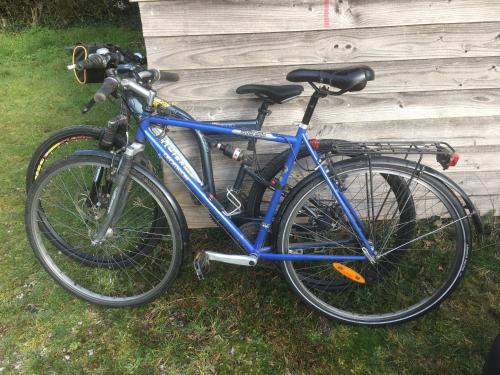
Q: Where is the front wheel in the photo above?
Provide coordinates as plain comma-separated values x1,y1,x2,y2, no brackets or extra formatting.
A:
25,155,184,307
277,157,471,325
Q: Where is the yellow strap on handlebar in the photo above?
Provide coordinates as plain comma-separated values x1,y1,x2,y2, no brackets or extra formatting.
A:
72,45,87,84
153,98,171,108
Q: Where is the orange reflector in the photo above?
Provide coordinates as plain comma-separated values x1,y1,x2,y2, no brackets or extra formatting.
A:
332,263,366,284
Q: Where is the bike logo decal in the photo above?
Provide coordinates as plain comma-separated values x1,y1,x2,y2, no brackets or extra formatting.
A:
150,126,203,185
231,129,276,139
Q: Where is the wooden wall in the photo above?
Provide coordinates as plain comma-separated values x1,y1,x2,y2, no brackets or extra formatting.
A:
133,0,500,228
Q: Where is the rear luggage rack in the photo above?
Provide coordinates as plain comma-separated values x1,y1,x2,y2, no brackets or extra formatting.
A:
327,141,459,170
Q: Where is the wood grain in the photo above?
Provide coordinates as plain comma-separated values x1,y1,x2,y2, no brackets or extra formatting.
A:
138,0,500,37
154,57,500,101
165,168,500,228
158,116,500,159
158,90,500,227
135,0,500,227
145,22,500,70
162,160,500,204
161,148,500,192
164,89,500,129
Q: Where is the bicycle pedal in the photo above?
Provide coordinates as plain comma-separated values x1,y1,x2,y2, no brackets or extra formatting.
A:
193,251,210,280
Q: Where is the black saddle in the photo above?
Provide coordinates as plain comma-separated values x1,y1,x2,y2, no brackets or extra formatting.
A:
287,66,374,93
236,84,303,104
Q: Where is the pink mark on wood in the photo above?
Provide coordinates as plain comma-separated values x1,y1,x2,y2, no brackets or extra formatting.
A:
324,0,331,27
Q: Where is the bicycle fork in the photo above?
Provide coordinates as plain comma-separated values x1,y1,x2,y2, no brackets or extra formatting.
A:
91,142,145,245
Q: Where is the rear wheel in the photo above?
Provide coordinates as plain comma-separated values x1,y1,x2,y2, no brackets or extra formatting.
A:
277,157,471,325
25,155,183,306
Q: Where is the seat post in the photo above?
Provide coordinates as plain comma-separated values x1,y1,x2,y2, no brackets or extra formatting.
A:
256,100,272,130
246,100,272,152
301,90,325,125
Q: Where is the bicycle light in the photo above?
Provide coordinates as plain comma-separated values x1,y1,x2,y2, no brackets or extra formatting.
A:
309,138,320,150
449,152,460,168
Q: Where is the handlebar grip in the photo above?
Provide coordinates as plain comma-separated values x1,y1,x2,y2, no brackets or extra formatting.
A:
137,69,180,84
75,52,123,71
94,77,119,103
159,70,179,82
76,53,108,70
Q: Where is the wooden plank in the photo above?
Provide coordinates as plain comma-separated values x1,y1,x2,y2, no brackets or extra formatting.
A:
448,171,500,198
162,149,500,195
163,116,500,159
155,57,500,101
145,22,500,70
167,168,500,228
466,195,500,215
180,194,500,229
163,163,500,204
161,147,500,193
173,197,500,228
138,0,500,37
164,89,500,128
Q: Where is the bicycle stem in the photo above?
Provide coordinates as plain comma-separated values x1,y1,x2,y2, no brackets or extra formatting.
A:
91,142,145,245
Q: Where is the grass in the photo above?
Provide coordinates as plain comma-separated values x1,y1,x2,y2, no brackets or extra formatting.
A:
0,25,499,374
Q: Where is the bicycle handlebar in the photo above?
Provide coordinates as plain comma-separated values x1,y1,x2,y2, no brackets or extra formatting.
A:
94,77,120,102
157,70,180,82
70,49,179,107
67,52,122,71
137,69,179,83
93,68,178,103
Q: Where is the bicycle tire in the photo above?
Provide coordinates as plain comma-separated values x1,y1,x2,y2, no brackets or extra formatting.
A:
25,154,184,307
26,125,102,192
277,157,471,325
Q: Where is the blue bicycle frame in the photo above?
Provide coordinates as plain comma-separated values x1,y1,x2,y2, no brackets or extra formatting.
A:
135,113,375,263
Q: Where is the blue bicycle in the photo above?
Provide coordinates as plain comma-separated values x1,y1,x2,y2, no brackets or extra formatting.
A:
25,64,473,325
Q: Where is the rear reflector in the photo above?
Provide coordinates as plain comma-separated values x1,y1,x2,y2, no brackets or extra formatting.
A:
449,152,460,168
309,138,320,150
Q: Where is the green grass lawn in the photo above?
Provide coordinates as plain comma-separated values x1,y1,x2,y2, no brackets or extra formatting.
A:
0,26,499,374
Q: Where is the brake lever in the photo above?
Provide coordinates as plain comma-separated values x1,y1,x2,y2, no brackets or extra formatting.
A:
82,98,96,114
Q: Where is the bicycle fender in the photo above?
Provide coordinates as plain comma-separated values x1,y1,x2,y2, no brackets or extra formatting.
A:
424,168,483,235
73,149,191,252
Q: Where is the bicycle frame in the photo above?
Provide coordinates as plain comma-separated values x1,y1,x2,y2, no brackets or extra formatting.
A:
135,113,375,263
127,94,273,202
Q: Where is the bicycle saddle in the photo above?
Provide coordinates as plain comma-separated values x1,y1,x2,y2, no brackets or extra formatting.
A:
286,66,374,93
236,84,304,104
